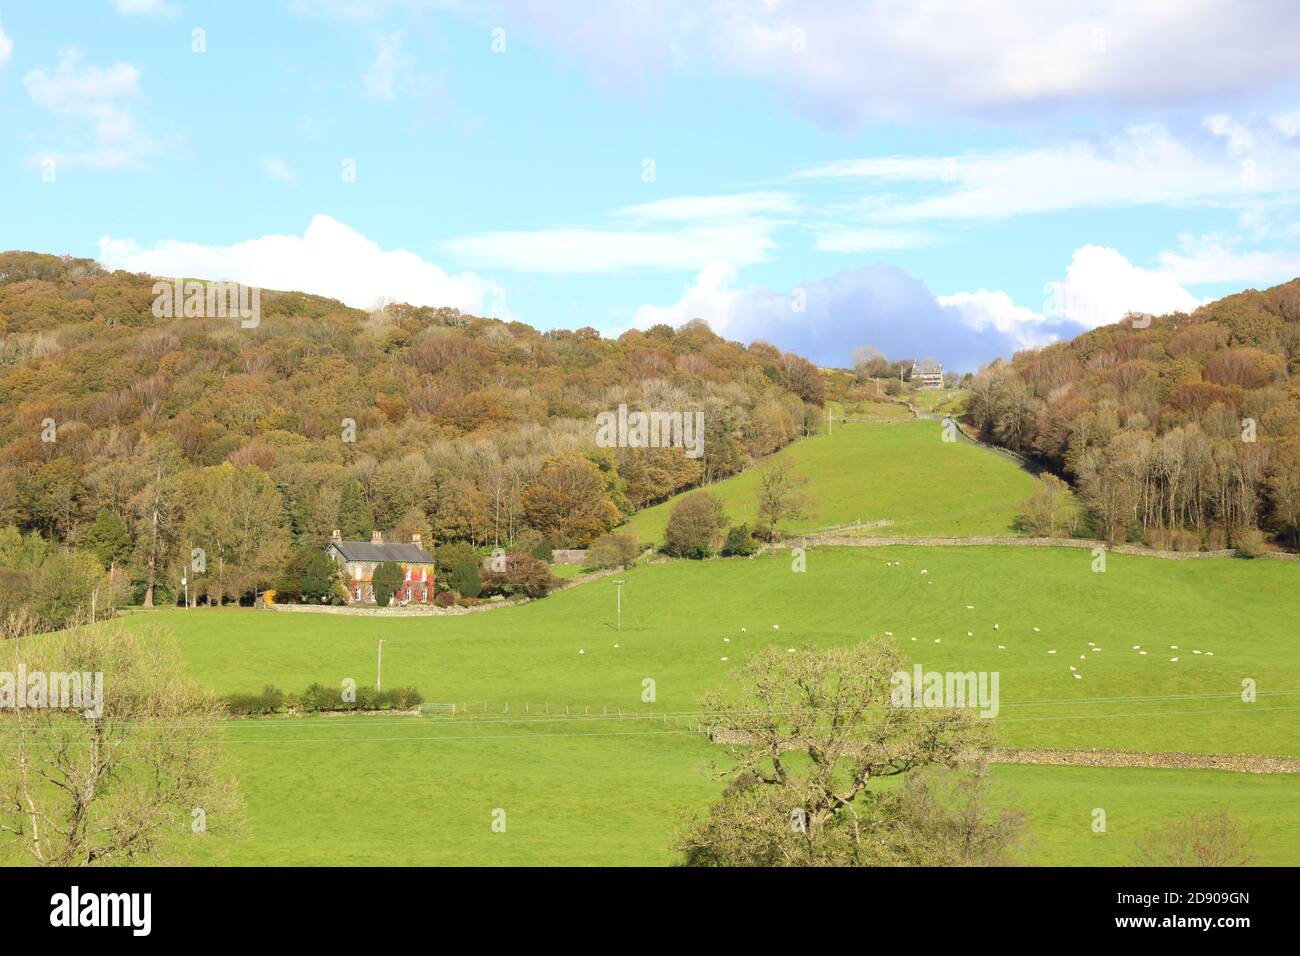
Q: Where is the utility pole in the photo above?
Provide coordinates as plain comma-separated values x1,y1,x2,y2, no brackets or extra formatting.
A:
377,639,384,692
613,580,625,631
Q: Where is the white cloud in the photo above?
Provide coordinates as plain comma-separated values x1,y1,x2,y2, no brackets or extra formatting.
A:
796,122,1299,224
0,18,12,66
99,214,496,314
936,290,1055,351
633,261,1072,371
23,50,151,168
1044,245,1202,327
478,1,1300,126
113,0,176,15
259,155,298,186
1157,233,1300,286
633,244,1203,370
445,191,792,272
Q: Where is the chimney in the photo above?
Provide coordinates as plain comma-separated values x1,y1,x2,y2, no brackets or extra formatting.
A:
331,529,341,542
371,530,383,544
411,533,422,546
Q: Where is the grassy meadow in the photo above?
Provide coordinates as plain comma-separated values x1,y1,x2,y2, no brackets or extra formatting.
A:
619,417,1041,546
122,539,1300,866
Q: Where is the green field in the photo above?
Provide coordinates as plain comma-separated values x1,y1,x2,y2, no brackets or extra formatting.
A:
183,718,1300,866
122,539,1300,866
620,417,1041,546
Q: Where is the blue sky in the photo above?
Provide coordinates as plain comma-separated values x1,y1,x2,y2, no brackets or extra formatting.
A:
4,1,1300,370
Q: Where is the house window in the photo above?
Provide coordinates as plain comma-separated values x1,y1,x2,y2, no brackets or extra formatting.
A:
354,587,361,601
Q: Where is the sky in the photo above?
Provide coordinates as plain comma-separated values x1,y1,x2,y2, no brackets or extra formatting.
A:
4,0,1300,371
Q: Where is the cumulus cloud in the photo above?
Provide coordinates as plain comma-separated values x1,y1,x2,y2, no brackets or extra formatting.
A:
634,245,1204,370
23,50,151,168
1045,244,1203,326
99,214,496,314
633,261,1071,372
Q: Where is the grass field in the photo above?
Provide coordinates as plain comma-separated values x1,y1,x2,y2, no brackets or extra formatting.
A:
183,718,1300,866
119,539,1300,866
620,417,1041,547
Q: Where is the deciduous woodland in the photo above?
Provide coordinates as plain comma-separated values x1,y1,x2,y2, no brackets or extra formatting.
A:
967,279,1300,552
0,251,822,619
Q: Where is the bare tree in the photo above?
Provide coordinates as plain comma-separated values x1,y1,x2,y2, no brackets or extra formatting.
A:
1131,807,1254,867
754,458,815,539
0,623,242,866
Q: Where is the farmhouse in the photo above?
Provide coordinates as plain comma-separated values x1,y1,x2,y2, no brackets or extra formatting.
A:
326,530,435,605
910,359,944,389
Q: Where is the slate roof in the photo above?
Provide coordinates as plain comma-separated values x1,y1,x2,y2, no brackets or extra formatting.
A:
328,541,434,564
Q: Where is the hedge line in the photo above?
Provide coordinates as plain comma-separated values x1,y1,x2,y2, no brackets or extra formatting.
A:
225,683,423,716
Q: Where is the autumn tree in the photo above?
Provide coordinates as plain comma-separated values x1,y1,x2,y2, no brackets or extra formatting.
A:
520,456,619,548
663,491,727,558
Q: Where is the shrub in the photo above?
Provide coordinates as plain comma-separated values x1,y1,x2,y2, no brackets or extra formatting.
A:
482,550,557,598
721,524,757,557
586,531,640,569
1234,527,1266,558
663,491,727,558
434,590,457,608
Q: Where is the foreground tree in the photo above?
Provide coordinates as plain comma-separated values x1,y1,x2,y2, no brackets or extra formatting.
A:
0,623,241,865
1131,807,1254,866
675,641,1024,866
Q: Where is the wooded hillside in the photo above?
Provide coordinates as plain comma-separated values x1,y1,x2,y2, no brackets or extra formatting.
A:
968,280,1300,551
0,251,824,609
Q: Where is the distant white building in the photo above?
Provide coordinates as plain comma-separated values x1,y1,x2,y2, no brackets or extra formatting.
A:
910,359,944,389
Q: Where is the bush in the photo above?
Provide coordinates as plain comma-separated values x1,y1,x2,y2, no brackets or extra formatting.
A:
434,590,457,608
228,683,423,715
1234,527,1266,558
663,491,727,558
586,531,640,569
482,550,557,598
224,684,285,716
721,524,758,557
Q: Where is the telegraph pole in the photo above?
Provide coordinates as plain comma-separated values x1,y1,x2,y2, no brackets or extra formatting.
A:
613,580,625,631
377,639,383,692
